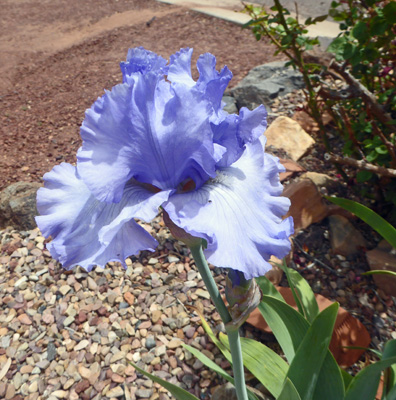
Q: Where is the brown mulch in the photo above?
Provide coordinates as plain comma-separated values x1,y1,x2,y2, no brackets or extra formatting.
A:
0,0,283,191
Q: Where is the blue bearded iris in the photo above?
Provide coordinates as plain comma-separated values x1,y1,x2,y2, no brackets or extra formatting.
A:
36,47,293,280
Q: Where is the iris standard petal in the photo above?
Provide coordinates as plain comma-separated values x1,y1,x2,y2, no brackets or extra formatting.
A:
211,113,243,168
196,53,232,111
78,69,218,201
238,105,267,143
36,163,171,271
168,48,196,87
211,105,267,168
120,46,168,82
163,137,293,279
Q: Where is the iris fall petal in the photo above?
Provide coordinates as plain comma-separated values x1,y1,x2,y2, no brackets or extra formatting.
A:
163,137,294,279
36,163,170,270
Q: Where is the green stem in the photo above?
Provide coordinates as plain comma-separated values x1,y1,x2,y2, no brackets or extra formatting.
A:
227,329,249,400
189,244,249,400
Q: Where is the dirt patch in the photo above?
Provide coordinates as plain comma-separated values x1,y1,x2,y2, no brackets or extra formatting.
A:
0,0,283,191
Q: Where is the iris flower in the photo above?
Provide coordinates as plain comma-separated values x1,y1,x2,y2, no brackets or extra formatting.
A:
36,47,293,279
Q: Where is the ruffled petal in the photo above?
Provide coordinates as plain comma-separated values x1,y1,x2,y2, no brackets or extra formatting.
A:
120,46,168,82
196,53,233,111
77,83,135,203
238,105,267,143
168,48,195,87
163,137,293,279
211,105,268,168
78,70,217,201
36,163,170,271
211,113,243,168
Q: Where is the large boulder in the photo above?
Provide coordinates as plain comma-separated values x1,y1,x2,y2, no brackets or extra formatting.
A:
230,61,305,110
0,182,42,230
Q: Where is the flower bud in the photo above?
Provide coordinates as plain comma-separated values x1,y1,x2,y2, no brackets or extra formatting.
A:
225,269,262,330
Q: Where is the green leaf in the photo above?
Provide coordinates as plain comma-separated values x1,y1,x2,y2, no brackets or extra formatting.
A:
327,36,348,60
383,2,396,25
283,266,320,323
350,46,363,67
370,16,388,36
367,150,379,162
181,344,259,400
325,197,396,248
381,340,396,398
219,333,288,398
385,383,396,400
259,295,309,362
363,47,379,62
259,296,345,399
313,352,346,400
130,362,199,400
363,270,396,278
196,310,232,364
255,275,285,301
356,170,374,182
343,42,356,59
341,368,354,391
352,21,369,43
278,378,302,400
345,356,396,400
312,15,328,23
242,19,256,29
376,145,389,155
286,303,339,400
279,261,305,317
182,344,232,381
281,34,293,45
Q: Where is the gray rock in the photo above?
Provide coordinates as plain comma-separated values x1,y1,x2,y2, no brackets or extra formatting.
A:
181,374,194,389
221,95,238,114
230,61,305,110
141,352,155,364
0,182,41,230
47,342,57,362
135,388,153,398
145,336,156,350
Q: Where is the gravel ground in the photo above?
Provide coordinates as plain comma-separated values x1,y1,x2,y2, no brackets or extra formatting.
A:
0,216,232,400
